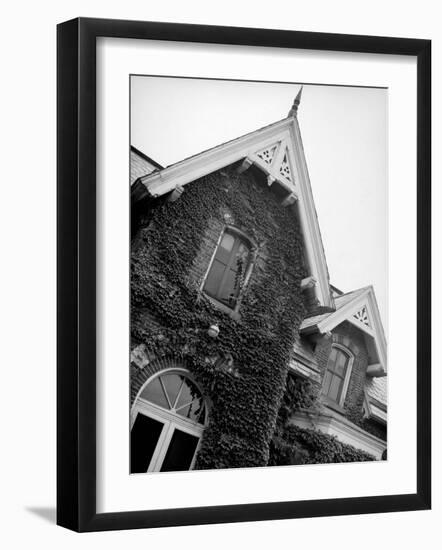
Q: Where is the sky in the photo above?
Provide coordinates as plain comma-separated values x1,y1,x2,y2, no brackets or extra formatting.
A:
131,76,388,330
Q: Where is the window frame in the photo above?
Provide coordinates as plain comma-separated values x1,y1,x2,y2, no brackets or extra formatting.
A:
201,225,256,316
322,344,354,407
130,368,208,473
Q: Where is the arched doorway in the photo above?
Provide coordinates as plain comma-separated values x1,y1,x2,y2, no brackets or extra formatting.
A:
130,369,208,473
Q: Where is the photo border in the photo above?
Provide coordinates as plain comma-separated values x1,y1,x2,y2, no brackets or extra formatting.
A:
57,17,431,532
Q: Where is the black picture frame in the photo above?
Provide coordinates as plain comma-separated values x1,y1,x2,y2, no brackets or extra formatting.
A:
57,17,431,532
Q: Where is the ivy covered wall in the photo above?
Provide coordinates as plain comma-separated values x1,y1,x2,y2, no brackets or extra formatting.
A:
269,376,377,465
131,164,308,469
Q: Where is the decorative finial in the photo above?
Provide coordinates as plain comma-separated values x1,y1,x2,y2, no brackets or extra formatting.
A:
288,86,303,117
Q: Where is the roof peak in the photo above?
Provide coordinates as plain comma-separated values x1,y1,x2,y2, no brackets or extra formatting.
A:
335,285,372,299
288,86,303,117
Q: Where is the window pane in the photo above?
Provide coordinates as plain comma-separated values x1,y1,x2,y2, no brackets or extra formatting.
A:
328,346,338,365
175,378,201,409
160,429,200,472
161,374,184,408
174,378,204,423
218,268,239,305
140,377,169,409
334,351,348,377
327,374,342,402
203,230,251,307
203,259,226,298
176,398,204,422
130,414,164,473
219,232,235,252
215,232,235,265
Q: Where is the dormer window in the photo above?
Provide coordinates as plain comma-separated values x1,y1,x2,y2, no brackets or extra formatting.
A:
322,345,353,406
202,228,253,310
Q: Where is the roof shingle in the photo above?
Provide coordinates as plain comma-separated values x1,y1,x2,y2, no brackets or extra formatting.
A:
365,375,387,408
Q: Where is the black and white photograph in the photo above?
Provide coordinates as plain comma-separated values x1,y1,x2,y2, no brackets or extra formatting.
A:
129,76,388,474
0,0,435,543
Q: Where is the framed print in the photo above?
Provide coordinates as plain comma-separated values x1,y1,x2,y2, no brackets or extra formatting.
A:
57,18,431,532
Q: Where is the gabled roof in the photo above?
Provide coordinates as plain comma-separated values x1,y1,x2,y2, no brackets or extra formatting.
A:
364,376,387,423
365,375,387,407
300,287,367,331
130,145,163,170
300,285,387,376
130,146,163,187
136,113,334,308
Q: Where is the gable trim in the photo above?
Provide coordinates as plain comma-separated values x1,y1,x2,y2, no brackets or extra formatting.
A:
301,286,387,375
137,116,333,308
301,286,387,376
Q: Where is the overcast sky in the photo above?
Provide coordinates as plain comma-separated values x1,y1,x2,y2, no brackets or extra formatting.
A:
131,76,388,330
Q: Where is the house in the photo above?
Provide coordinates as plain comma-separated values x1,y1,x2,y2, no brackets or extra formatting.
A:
129,88,387,474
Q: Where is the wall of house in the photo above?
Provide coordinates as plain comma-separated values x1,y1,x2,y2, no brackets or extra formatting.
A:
130,163,308,469
293,320,387,442
268,318,387,465
268,372,379,464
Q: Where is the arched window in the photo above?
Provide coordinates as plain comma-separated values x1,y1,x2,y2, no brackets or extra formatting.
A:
202,228,252,309
322,345,353,406
130,370,208,474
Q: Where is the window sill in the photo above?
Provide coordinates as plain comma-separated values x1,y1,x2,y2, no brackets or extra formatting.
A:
323,398,346,416
202,293,241,321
